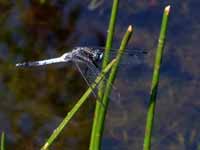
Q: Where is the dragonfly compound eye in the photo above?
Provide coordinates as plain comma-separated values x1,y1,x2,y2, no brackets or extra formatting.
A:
99,53,103,60
92,49,103,62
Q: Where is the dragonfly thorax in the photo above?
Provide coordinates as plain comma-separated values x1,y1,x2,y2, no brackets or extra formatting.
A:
75,47,103,63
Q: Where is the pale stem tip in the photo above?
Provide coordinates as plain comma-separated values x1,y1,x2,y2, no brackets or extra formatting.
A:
165,5,171,14
128,25,133,32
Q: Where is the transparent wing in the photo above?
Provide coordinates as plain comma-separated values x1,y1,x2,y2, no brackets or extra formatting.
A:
83,46,147,55
75,46,147,65
82,60,122,102
73,60,97,98
73,60,107,106
75,46,147,55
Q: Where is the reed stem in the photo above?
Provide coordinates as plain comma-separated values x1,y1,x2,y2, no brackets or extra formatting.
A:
90,0,119,149
143,5,171,150
1,132,5,150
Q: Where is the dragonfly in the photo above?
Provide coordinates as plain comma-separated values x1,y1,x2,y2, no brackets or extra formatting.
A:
16,46,147,99
16,47,103,68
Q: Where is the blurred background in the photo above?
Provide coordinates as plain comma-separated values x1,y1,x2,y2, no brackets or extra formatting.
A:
0,0,199,150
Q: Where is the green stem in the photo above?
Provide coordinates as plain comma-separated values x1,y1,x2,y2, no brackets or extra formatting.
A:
90,0,119,149
102,0,119,69
89,25,133,150
41,59,116,150
98,0,119,100
1,132,5,150
143,5,171,150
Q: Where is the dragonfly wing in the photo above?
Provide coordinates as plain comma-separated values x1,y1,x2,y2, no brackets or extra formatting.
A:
83,60,122,102
109,51,146,66
86,46,147,55
73,60,97,98
82,46,147,66
73,60,107,106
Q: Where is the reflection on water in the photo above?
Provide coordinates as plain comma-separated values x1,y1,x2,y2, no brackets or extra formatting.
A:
0,1,199,150
88,0,104,10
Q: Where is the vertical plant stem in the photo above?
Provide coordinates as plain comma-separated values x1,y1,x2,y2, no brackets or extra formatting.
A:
102,25,133,108
99,0,119,99
143,5,171,150
90,0,119,149
41,59,116,150
102,0,119,69
1,132,5,150
90,25,133,150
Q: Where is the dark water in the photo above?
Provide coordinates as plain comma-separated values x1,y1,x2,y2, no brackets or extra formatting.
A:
0,1,199,150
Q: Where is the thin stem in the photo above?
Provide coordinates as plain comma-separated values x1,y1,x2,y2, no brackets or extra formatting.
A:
143,5,171,150
97,0,119,100
90,0,119,149
1,132,5,150
102,0,119,69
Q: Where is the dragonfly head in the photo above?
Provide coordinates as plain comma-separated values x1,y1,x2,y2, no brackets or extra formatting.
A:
92,49,103,62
